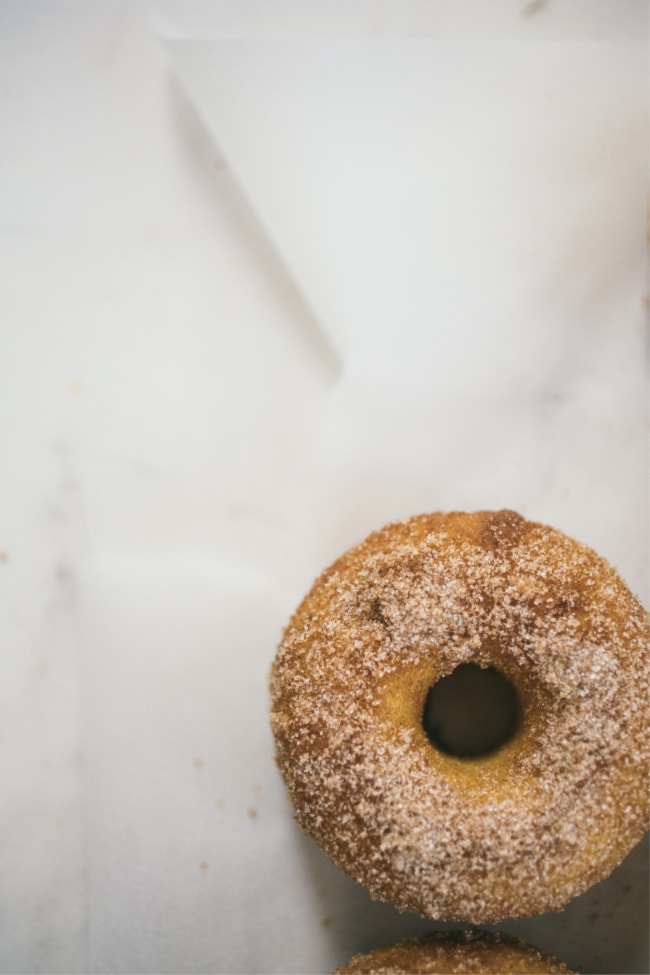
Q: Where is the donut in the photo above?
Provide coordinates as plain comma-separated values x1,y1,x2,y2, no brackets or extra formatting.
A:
269,510,649,921
334,931,575,974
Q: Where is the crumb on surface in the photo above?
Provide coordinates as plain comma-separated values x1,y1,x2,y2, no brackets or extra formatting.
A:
521,0,548,17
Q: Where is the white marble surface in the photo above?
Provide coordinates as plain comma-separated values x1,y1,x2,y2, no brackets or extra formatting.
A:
0,2,647,972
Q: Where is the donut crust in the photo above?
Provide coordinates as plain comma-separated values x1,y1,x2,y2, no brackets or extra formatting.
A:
270,511,649,921
334,930,575,974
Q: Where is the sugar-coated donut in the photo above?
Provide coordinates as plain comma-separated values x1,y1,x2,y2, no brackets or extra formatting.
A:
270,511,649,921
334,931,575,974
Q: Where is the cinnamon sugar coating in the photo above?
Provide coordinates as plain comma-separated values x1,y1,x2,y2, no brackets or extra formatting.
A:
270,511,649,922
334,930,575,974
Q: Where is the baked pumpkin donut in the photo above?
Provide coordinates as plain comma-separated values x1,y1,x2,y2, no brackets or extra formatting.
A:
270,510,649,921
334,931,575,974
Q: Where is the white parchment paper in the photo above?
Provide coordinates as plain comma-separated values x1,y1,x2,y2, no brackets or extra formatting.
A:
147,5,649,972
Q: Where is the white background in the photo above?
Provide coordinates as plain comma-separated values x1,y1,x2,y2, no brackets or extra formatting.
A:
0,2,647,972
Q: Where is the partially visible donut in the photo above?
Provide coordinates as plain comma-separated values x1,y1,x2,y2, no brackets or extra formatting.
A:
270,510,649,921
334,931,575,974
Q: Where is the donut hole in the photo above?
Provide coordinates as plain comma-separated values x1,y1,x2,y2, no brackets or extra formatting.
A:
423,664,520,758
